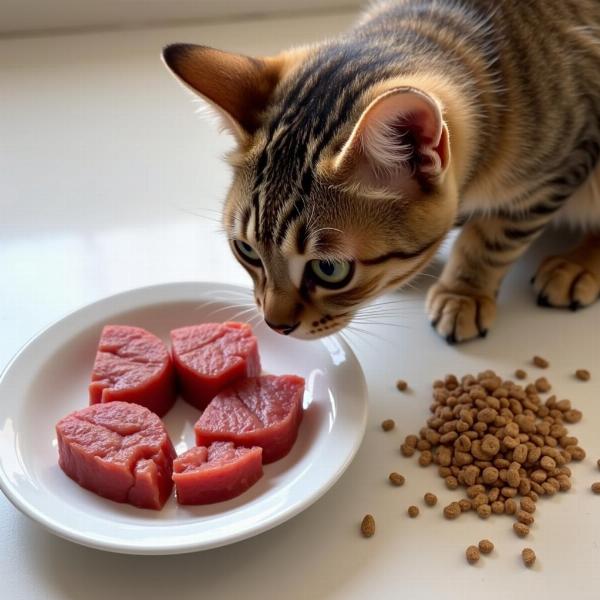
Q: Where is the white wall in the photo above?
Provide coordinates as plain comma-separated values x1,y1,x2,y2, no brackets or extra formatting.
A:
0,0,362,35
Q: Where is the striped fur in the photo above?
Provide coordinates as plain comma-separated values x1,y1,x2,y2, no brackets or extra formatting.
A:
163,0,600,342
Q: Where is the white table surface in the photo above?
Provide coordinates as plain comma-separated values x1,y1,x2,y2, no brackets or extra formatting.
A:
1,10,599,600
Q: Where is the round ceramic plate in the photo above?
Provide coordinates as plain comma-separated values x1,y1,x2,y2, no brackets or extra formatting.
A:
0,282,367,555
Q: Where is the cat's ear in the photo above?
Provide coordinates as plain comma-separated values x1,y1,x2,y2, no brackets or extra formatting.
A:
162,43,285,142
333,87,450,190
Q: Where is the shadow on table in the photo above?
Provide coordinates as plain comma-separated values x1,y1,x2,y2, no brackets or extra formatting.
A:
26,478,375,600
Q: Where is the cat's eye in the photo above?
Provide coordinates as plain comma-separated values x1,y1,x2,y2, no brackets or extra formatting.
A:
309,259,354,288
233,240,262,267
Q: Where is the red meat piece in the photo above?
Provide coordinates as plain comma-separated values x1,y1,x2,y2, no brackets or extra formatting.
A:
194,375,305,464
173,442,263,505
89,325,176,417
170,322,261,410
56,402,176,510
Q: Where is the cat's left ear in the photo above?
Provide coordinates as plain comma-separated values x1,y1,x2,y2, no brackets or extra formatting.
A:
162,43,287,143
333,87,450,188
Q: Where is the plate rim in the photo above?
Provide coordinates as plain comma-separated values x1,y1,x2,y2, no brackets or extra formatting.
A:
0,281,368,555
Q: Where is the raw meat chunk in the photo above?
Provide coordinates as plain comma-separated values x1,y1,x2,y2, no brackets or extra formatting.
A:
56,401,176,510
195,375,304,463
170,322,260,410
173,442,263,505
89,325,176,417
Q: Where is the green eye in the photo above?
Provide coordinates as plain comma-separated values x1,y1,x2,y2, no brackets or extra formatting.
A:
309,259,354,288
234,240,261,266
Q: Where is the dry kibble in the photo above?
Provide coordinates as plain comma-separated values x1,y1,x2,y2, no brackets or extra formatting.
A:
466,545,480,565
408,505,420,518
389,472,405,487
513,522,530,538
533,356,549,368
575,369,590,381
400,444,415,457
568,446,586,461
482,467,499,484
478,539,494,555
400,369,584,538
540,456,556,471
419,450,433,467
534,377,551,393
516,510,535,526
416,439,431,452
597,458,600,470
445,475,459,490
564,410,583,424
515,369,527,380
520,497,536,514
592,482,600,494
424,492,438,506
404,435,418,448
381,419,395,432
505,498,518,515
360,514,375,538
444,502,462,520
522,548,536,568
459,498,472,512
396,379,408,391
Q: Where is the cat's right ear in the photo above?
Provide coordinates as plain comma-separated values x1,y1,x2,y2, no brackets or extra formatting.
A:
162,44,287,143
331,86,451,192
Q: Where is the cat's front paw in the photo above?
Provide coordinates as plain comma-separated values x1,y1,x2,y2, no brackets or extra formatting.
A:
426,283,496,344
532,256,600,310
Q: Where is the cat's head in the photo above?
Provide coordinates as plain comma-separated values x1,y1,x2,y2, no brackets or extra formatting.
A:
163,43,459,339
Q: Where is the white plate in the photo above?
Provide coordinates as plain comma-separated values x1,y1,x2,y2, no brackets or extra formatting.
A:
0,282,367,555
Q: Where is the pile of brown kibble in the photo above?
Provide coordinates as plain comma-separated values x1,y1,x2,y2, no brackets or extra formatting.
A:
400,366,585,538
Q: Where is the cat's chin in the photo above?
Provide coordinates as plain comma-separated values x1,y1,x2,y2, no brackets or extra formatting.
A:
286,325,347,341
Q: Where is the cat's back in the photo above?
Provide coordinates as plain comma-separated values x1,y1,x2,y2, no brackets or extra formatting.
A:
354,0,600,203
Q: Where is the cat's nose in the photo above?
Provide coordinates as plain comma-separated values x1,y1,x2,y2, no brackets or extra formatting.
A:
264,319,300,336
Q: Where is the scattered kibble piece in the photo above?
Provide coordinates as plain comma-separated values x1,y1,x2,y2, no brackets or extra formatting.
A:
513,522,530,537
443,502,462,520
466,545,480,565
515,369,527,380
592,482,600,494
381,419,395,432
408,505,420,518
533,355,549,368
597,458,600,471
478,539,494,555
459,498,472,512
388,472,405,486
396,379,408,391
575,369,590,381
522,548,536,568
424,492,437,506
361,514,375,538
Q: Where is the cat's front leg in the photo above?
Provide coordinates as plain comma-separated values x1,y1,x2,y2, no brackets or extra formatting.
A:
426,214,548,343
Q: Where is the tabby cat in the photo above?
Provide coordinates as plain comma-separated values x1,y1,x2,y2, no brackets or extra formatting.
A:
163,0,600,343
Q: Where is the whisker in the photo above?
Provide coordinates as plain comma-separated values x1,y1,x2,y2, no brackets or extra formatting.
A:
228,306,260,323
204,302,255,319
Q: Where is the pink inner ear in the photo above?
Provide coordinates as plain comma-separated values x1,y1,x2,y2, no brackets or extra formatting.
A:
366,89,448,179
373,90,443,148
